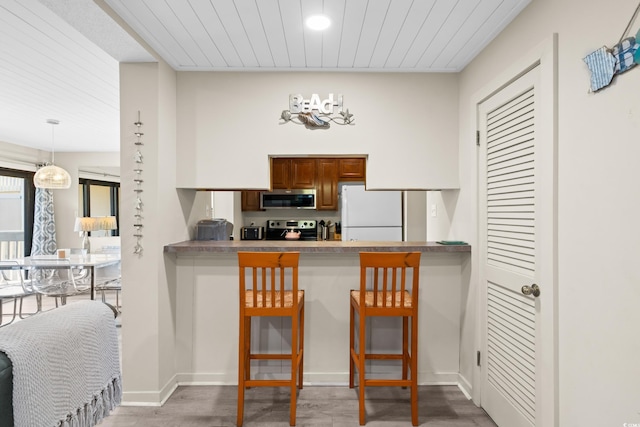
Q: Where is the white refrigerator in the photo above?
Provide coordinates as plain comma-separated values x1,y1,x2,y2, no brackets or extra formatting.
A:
340,184,403,241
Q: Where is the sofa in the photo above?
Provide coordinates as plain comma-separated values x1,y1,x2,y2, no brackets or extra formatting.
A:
0,351,13,427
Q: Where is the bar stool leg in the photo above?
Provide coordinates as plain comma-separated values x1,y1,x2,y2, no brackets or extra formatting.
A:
358,307,366,426
298,304,305,389
245,319,251,385
402,316,409,384
349,301,355,388
411,313,419,426
290,309,299,426
237,315,246,427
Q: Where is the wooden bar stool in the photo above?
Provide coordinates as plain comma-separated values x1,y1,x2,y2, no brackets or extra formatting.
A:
349,251,421,426
237,251,304,427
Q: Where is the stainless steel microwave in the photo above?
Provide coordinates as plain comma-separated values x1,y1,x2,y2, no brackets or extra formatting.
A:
260,189,316,209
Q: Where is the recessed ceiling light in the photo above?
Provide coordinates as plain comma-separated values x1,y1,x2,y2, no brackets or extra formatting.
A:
306,15,331,31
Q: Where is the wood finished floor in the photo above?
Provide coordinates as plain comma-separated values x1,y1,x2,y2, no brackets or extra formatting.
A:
100,385,497,427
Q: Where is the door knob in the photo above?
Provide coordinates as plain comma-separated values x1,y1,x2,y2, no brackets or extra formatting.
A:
521,284,540,297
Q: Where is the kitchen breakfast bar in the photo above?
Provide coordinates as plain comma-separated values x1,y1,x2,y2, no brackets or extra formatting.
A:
164,241,471,386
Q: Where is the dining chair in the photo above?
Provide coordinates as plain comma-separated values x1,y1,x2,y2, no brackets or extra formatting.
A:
350,252,421,426
68,248,91,283
94,263,122,313
28,257,90,307
69,255,121,305
237,252,304,427
0,261,38,326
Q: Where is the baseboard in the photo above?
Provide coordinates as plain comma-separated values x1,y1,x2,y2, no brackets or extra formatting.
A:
121,374,178,406
175,371,461,386
457,373,473,400
123,371,468,403
418,371,460,385
176,372,236,385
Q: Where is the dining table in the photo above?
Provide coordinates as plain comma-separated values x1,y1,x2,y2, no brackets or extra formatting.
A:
10,253,121,300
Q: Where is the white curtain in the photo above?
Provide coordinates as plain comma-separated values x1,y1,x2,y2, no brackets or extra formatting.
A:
30,188,57,255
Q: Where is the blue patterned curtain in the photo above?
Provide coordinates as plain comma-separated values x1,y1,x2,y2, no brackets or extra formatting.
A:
30,188,57,255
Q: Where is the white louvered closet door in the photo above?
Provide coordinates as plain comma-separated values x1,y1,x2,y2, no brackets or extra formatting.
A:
479,66,546,427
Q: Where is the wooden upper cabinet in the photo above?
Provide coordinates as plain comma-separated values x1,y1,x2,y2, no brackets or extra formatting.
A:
241,190,262,211
338,158,366,181
271,158,291,189
271,158,316,189
290,159,316,188
316,159,338,210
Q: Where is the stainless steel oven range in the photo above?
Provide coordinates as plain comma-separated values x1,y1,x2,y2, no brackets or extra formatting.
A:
265,219,318,241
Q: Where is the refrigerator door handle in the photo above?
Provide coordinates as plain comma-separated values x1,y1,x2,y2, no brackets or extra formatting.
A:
342,187,347,223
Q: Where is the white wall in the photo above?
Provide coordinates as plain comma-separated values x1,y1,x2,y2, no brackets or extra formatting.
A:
55,152,120,249
176,72,460,191
457,0,640,425
425,191,455,242
0,139,46,172
119,61,195,404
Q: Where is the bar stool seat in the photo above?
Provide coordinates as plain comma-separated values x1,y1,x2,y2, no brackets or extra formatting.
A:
349,251,421,426
244,290,304,308
350,290,414,308
237,251,304,427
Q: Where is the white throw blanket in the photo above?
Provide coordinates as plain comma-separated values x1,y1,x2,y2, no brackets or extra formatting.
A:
0,300,121,427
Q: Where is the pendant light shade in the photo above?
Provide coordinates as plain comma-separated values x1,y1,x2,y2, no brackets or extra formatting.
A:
34,119,71,189
34,164,71,189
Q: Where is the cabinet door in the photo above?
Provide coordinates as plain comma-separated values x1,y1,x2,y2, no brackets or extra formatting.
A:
241,191,262,211
316,159,338,210
290,159,316,189
271,158,291,189
338,158,366,181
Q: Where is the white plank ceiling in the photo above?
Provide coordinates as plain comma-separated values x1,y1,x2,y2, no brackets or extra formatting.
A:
0,0,151,153
0,0,530,153
106,0,531,72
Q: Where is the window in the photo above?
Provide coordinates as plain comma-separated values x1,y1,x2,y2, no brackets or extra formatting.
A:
0,167,35,258
78,179,120,237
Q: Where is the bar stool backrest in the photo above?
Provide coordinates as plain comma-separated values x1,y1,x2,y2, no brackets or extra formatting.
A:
358,252,420,314
238,252,300,315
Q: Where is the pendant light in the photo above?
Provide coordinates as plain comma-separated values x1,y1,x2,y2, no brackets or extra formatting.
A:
33,119,71,189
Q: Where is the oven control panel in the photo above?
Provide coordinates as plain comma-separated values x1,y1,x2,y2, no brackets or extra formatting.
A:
265,219,318,240
267,220,316,230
